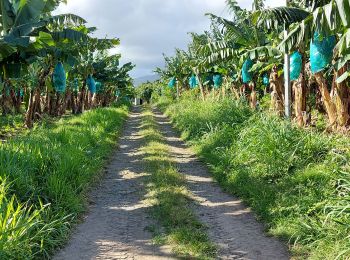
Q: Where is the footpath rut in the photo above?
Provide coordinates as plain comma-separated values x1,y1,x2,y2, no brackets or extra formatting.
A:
55,106,289,260
153,110,289,260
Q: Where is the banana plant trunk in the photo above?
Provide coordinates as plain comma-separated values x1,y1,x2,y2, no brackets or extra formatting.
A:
77,85,86,114
33,88,42,120
230,83,240,99
15,90,22,114
293,54,307,127
270,66,284,116
314,72,337,128
25,89,35,128
196,73,205,101
1,82,12,116
334,66,349,129
249,83,257,109
71,91,78,114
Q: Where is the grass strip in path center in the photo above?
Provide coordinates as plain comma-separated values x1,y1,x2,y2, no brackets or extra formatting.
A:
139,106,217,259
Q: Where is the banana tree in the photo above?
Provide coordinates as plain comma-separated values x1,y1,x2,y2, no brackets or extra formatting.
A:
72,36,120,113
0,0,88,127
277,0,350,130
204,0,273,104
93,52,134,107
252,2,311,125
155,49,192,98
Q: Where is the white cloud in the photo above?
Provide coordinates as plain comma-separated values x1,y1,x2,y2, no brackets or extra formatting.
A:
54,0,283,78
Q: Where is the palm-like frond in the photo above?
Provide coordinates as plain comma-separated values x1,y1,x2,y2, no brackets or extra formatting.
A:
243,45,282,61
252,7,310,30
279,0,350,54
207,13,258,47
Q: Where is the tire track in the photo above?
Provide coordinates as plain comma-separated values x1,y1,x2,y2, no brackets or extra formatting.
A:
153,109,290,260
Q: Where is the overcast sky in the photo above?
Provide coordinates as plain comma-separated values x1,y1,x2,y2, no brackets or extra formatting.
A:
54,0,281,78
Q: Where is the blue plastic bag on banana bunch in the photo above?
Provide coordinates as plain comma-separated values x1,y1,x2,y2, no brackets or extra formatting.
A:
290,51,303,81
213,74,223,89
168,77,176,88
310,32,336,74
53,62,66,93
189,75,198,89
87,75,96,94
242,59,253,83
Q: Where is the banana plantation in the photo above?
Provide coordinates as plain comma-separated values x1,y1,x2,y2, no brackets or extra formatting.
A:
155,0,350,132
0,0,133,130
2,0,350,259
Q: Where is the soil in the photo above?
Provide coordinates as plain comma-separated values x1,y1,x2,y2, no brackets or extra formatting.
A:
54,107,289,260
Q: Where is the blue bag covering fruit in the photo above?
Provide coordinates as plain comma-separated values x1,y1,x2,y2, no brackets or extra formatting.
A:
213,74,223,89
189,75,198,89
168,77,176,88
310,33,336,74
87,75,96,94
290,51,303,81
263,73,269,86
53,62,66,93
242,59,253,83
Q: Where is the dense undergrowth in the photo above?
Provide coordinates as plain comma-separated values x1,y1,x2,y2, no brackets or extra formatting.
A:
158,95,350,259
140,107,216,259
0,104,129,259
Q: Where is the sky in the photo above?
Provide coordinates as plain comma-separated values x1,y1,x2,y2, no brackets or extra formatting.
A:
54,0,281,78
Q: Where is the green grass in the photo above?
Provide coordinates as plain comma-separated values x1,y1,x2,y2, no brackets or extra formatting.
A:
0,105,129,259
160,96,350,259
0,113,25,140
140,107,217,259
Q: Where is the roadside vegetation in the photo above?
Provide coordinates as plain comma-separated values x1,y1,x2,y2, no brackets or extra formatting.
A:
0,1,134,257
140,0,350,258
140,107,217,259
0,104,129,259
154,93,350,259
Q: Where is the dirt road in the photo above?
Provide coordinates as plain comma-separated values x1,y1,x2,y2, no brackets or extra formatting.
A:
55,107,289,260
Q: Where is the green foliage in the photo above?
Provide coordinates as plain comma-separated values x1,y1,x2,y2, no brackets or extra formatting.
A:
162,97,350,259
0,105,128,258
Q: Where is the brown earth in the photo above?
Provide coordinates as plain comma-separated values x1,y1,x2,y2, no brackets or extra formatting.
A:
54,107,289,260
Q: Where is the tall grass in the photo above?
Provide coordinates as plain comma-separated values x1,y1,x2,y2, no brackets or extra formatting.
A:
0,106,128,259
161,96,350,259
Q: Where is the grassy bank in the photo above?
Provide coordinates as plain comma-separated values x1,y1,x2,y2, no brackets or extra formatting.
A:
140,107,216,259
0,105,129,259
159,96,350,259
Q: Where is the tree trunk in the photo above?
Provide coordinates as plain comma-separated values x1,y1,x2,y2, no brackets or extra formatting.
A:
32,88,42,120
25,89,35,128
270,66,284,116
44,87,51,114
196,74,205,101
2,83,12,116
314,72,337,128
249,83,257,109
293,54,307,127
85,90,89,110
61,89,71,115
54,92,65,117
10,88,21,114
77,86,86,114
334,66,349,129
230,83,240,99
71,91,77,114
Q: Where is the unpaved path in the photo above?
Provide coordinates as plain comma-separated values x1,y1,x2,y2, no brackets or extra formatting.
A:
55,107,290,260
55,107,175,260
153,109,289,260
